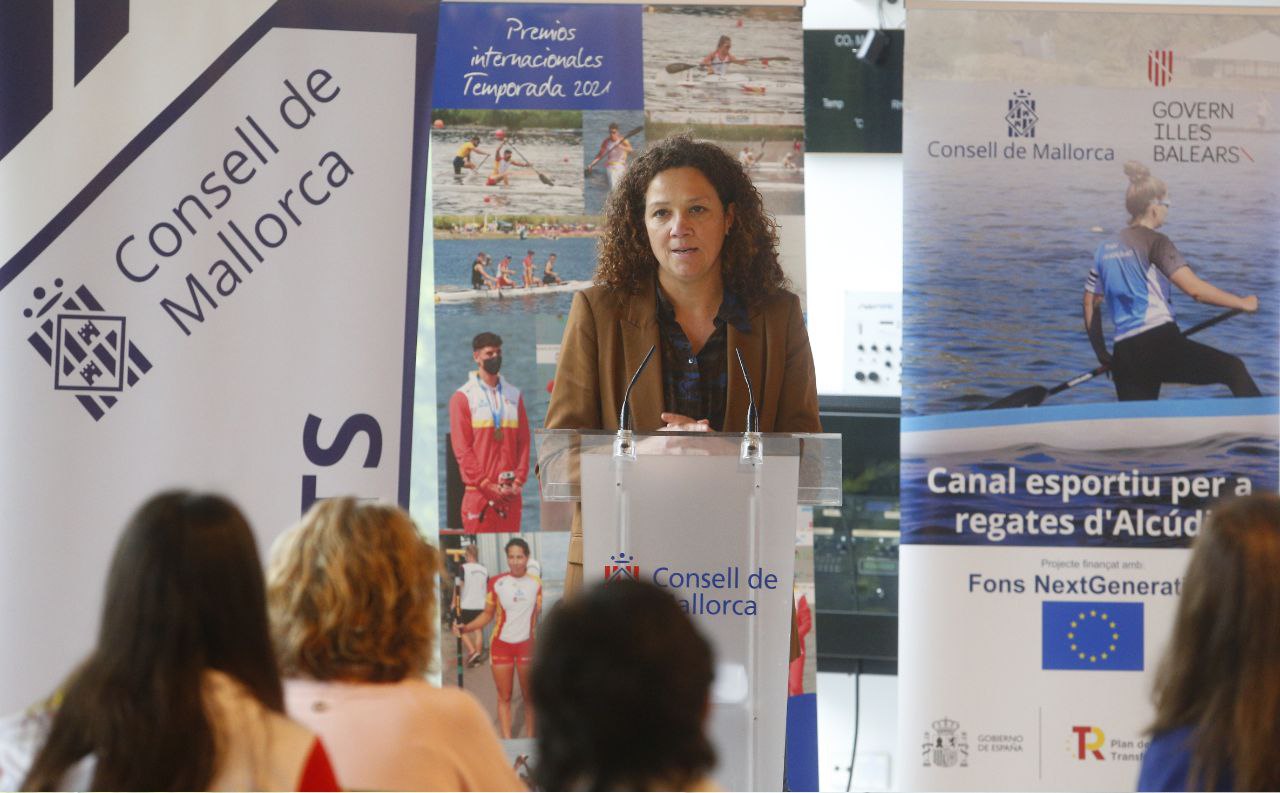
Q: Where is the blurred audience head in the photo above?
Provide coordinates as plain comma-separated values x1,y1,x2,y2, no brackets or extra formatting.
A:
23,491,279,791
1150,491,1280,790
531,579,715,790
268,497,440,683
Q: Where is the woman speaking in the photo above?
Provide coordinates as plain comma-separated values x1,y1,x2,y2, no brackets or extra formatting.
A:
545,133,821,593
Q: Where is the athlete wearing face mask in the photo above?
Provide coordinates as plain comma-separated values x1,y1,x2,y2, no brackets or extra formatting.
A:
448,332,531,532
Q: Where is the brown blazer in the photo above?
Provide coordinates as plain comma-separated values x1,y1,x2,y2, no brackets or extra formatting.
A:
545,280,822,577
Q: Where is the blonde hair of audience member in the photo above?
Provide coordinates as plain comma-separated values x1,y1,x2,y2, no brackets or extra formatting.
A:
1148,492,1280,790
23,491,333,791
270,497,439,681
268,497,524,792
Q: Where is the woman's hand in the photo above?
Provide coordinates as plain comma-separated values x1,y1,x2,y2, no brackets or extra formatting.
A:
659,412,711,432
1240,295,1259,313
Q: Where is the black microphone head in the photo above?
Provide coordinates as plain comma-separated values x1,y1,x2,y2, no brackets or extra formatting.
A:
735,347,759,433
619,344,657,431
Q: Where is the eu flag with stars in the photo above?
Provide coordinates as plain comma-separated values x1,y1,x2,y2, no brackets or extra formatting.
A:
1042,601,1143,671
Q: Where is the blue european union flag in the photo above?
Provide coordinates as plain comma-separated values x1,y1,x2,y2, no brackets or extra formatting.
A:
1042,601,1143,671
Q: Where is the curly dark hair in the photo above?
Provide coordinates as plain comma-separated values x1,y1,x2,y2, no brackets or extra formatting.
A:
596,133,788,308
531,579,716,790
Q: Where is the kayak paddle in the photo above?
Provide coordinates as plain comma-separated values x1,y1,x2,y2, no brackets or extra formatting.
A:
982,308,1245,409
664,56,791,74
585,125,644,176
503,140,555,187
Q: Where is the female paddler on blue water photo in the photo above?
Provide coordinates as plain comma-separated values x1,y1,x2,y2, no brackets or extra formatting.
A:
1083,161,1261,401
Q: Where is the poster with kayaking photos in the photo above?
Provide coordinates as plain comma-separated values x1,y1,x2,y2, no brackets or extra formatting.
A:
441,529,569,761
425,2,813,770
426,2,810,535
898,6,1280,791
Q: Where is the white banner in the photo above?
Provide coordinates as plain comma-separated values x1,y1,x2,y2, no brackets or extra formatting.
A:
900,3,1280,789
0,3,439,715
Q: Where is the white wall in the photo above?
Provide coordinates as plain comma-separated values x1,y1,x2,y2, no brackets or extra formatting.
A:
801,0,904,395
800,0,905,786
817,672,900,792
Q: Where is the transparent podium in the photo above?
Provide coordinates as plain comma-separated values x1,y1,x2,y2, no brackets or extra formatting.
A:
538,428,841,791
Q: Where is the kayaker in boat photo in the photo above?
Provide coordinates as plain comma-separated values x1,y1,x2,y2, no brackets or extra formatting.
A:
701,35,747,76
486,149,530,188
542,253,563,285
496,255,517,288
453,135,488,175
471,252,497,290
586,122,634,192
1083,160,1260,401
522,250,537,288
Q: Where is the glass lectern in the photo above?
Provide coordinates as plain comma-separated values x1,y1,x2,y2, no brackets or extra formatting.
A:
538,428,841,791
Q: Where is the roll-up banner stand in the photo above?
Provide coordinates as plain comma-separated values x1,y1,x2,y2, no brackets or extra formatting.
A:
0,0,440,714
900,2,1280,789
425,2,813,781
1,0,812,784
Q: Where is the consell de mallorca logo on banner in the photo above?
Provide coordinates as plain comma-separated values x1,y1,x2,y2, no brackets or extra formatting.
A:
605,552,782,616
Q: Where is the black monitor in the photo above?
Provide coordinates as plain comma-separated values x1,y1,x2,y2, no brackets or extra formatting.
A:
814,395,900,674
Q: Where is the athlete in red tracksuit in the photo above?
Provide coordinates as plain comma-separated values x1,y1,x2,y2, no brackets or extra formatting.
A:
448,332,531,533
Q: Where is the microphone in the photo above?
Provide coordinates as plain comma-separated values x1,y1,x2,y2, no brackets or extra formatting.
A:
615,344,656,460
735,348,759,433
618,344,656,432
735,348,763,464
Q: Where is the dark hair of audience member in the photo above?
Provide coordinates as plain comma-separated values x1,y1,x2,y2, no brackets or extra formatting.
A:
23,491,282,791
531,579,715,790
1148,492,1280,790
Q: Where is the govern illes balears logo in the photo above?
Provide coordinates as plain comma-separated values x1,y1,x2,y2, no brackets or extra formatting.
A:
926,90,1116,162
1148,49,1174,88
22,278,153,421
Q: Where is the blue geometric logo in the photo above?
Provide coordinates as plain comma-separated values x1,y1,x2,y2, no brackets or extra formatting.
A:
54,313,127,392
23,277,152,421
1006,89,1038,138
1042,601,1143,671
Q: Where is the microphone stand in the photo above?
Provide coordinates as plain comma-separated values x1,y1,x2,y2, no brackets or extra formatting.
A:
614,344,656,461
736,348,763,465
735,347,765,790
612,345,656,559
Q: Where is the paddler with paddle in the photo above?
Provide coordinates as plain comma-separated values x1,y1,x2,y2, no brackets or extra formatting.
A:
585,122,635,191
487,149,531,187
453,134,488,175
1083,161,1260,401
702,35,748,75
